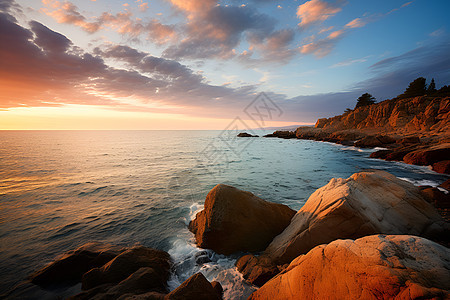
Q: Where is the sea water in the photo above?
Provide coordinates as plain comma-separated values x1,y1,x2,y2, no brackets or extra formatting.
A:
0,130,448,299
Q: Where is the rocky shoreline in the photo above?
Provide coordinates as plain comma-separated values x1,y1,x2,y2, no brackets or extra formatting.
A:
26,170,450,299
258,96,450,176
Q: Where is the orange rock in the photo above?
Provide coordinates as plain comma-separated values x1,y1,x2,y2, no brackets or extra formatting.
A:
189,184,295,255
264,170,448,265
165,273,221,300
432,160,450,174
403,144,450,166
249,235,450,300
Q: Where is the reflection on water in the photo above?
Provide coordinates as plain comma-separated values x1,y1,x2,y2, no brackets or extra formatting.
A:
0,130,448,299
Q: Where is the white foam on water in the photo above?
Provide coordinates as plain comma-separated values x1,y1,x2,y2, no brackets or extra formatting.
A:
167,202,257,299
373,147,388,150
398,177,441,187
189,202,204,221
339,145,369,152
437,187,448,194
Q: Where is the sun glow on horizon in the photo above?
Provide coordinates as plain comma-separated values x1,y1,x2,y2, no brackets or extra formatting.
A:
0,105,312,130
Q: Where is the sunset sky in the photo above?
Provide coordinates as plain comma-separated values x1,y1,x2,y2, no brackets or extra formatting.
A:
0,0,449,129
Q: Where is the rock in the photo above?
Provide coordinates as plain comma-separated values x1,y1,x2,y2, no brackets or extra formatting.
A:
120,292,165,300
210,281,223,297
440,179,450,191
264,170,448,265
376,135,396,144
165,273,220,300
369,149,392,159
420,187,450,209
189,184,295,255
108,267,169,297
82,246,171,291
397,136,420,144
237,132,258,137
432,160,450,174
235,255,279,287
354,135,394,148
194,251,211,265
249,235,450,300
30,242,125,287
263,131,296,139
403,144,450,166
354,135,383,148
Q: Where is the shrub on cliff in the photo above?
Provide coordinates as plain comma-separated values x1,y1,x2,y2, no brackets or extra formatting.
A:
355,93,376,109
398,77,427,98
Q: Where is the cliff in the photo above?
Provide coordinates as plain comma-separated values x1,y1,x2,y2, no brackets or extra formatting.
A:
315,96,450,139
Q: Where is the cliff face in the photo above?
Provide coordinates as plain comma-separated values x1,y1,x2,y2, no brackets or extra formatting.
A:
315,96,450,137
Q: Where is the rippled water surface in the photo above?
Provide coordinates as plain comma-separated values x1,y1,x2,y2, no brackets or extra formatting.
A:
0,130,448,299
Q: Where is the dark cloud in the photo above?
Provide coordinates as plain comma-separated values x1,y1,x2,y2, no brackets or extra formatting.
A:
0,0,20,13
29,21,72,53
162,5,293,61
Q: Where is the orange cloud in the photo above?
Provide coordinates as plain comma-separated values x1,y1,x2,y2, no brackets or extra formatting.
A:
42,0,100,33
345,18,366,28
299,29,345,58
297,0,342,27
327,29,344,39
169,0,216,14
42,0,176,44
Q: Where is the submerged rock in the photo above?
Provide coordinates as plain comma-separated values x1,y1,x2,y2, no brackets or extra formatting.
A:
264,170,448,265
249,235,450,300
237,132,259,137
30,242,125,287
189,184,295,255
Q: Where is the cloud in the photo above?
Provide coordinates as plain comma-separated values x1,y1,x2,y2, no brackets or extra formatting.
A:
330,57,367,68
162,5,279,60
318,26,334,34
0,8,261,118
168,0,216,15
138,2,148,12
345,17,366,28
42,0,176,44
299,29,345,57
296,0,343,27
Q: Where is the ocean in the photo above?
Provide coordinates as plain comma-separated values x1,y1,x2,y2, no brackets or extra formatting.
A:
0,130,448,299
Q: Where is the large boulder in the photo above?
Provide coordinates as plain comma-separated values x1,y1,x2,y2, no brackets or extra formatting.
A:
30,242,125,287
189,184,295,255
82,246,171,291
264,170,448,265
249,235,450,300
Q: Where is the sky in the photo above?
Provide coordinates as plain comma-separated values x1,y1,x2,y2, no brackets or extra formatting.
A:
0,0,449,130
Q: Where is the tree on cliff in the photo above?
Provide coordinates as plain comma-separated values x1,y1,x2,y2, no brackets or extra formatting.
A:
398,77,427,98
427,78,436,94
355,93,376,109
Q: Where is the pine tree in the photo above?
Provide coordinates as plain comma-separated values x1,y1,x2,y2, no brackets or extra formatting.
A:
355,93,376,109
398,77,427,98
427,78,436,94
